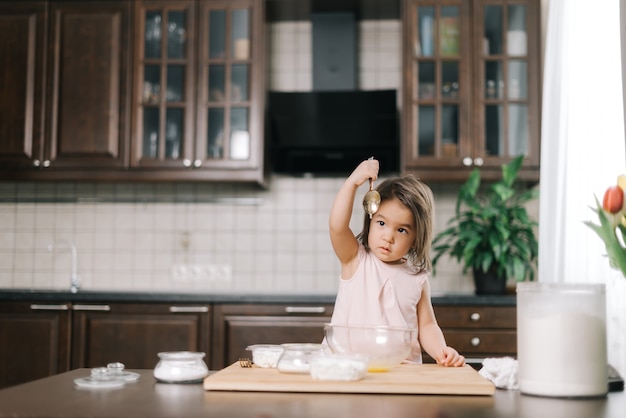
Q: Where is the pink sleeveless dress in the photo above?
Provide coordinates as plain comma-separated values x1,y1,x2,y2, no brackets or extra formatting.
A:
329,244,428,363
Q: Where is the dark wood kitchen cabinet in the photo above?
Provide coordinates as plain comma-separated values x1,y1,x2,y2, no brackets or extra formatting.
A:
0,1,48,171
0,1,133,179
211,303,333,370
429,304,517,367
71,302,211,369
1,0,266,184
0,302,71,389
131,0,266,183
401,0,541,182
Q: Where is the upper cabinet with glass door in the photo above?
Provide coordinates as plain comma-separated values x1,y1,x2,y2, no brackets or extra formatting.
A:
402,0,540,182
132,0,265,184
197,1,262,170
134,1,195,170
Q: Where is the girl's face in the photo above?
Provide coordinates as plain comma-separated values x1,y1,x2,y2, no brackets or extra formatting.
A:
367,198,416,264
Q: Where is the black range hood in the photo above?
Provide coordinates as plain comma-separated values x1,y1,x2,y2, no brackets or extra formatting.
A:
267,89,399,175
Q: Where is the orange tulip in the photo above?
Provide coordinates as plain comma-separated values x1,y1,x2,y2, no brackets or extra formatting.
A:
603,185,624,214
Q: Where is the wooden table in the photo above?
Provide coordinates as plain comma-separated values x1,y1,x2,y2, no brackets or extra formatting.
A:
0,369,623,418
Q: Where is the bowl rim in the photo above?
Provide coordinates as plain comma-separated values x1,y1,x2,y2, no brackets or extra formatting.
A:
324,323,417,333
246,344,284,352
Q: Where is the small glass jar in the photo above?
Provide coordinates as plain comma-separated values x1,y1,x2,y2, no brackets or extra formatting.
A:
246,344,284,368
276,343,323,374
153,351,209,383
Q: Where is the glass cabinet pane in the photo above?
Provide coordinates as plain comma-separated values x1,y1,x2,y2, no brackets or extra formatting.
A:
207,108,225,158
143,108,160,158
417,7,434,57
485,61,503,99
231,9,250,60
208,65,225,102
167,11,186,59
441,62,459,98
143,65,160,104
441,105,459,157
209,10,225,59
230,107,248,132
145,11,162,59
483,6,502,55
508,104,528,156
508,60,527,99
418,106,435,156
165,109,183,159
507,4,527,56
166,65,184,102
230,108,249,160
485,105,503,156
231,64,248,102
440,7,459,56
417,62,435,99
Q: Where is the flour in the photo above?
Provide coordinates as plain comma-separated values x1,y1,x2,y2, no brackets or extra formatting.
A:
518,312,607,397
309,355,368,381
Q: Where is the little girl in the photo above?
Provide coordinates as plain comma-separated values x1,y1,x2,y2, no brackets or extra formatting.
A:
328,158,465,367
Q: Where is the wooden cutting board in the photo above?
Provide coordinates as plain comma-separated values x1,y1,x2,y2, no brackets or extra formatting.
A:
203,362,495,396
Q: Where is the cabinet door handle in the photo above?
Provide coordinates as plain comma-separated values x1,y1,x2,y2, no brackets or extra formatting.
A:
72,304,111,311
169,306,209,313
30,304,70,311
470,312,481,322
284,306,326,314
470,337,481,347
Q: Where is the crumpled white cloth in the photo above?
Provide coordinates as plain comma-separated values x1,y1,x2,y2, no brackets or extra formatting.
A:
478,357,519,390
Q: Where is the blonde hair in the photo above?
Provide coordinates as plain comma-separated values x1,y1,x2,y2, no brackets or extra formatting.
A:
357,175,433,274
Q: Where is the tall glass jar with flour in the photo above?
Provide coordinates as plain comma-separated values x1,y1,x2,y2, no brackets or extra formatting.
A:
517,282,608,397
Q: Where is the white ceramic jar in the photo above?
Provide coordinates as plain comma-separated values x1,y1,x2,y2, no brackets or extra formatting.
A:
153,352,209,383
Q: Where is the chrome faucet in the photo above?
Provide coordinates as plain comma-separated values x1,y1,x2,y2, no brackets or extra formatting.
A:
48,239,80,293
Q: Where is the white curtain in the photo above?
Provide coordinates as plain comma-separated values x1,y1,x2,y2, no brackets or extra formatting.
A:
539,0,626,375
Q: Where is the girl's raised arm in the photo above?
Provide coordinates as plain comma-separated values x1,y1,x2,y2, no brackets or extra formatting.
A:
329,159,378,267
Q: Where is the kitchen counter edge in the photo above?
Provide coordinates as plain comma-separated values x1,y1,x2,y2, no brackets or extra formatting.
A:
0,289,515,306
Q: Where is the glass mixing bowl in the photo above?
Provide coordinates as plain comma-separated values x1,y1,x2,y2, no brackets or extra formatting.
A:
324,324,416,372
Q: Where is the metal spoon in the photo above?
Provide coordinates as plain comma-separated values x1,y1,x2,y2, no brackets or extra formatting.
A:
363,177,381,219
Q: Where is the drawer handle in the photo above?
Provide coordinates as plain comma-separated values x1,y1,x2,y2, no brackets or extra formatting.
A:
470,312,481,322
30,304,70,311
284,306,326,314
72,304,111,311
169,306,209,313
470,337,481,347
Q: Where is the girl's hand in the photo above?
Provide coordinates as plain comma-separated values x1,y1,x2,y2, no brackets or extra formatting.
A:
436,347,466,367
347,159,379,188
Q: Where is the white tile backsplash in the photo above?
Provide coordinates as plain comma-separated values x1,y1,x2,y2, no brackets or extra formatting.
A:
0,177,487,295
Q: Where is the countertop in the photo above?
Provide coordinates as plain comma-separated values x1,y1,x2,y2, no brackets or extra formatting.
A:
0,289,516,306
0,369,622,418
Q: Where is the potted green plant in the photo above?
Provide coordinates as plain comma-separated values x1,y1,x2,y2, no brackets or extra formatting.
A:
431,155,539,294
